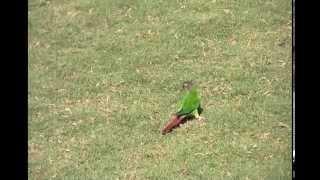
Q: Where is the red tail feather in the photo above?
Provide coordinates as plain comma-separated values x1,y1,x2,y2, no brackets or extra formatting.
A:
162,115,183,135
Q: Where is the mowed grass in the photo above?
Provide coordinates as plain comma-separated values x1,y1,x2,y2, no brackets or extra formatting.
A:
29,0,292,179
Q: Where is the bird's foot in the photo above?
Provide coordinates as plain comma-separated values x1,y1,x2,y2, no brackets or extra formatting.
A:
197,116,206,122
196,116,206,127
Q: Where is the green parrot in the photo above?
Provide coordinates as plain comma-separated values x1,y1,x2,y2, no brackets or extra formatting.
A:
176,86,203,119
162,83,203,135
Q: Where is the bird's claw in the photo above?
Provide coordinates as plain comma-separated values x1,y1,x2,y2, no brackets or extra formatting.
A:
197,116,205,121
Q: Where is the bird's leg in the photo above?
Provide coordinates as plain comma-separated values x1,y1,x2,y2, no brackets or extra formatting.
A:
194,110,200,119
194,109,205,122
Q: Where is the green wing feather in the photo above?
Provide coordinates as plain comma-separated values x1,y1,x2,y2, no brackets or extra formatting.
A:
176,87,201,116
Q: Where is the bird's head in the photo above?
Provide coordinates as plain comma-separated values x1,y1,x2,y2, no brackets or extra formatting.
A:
182,80,194,90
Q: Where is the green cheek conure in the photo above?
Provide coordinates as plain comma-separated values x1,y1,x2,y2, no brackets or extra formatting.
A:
162,83,203,135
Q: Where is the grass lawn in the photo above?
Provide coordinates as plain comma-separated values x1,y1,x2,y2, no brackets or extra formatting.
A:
29,0,292,179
